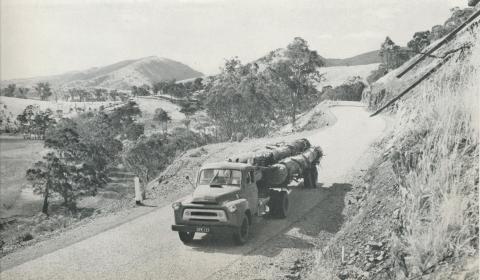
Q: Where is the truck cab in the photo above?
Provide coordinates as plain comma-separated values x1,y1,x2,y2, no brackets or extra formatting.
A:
171,162,288,245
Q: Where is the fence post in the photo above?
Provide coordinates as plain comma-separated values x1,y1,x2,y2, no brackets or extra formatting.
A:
134,176,142,205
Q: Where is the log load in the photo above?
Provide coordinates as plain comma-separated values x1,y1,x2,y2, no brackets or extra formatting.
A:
226,138,312,166
226,138,322,188
260,147,323,188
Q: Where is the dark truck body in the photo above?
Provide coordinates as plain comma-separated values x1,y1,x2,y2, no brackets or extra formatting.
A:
171,140,322,245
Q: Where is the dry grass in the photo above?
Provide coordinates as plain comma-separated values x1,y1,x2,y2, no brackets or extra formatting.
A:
389,32,479,278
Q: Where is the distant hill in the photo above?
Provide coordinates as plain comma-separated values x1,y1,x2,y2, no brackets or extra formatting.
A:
324,50,381,67
2,56,203,90
258,48,381,68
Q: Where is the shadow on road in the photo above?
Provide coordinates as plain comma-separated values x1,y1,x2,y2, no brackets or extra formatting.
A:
186,182,351,257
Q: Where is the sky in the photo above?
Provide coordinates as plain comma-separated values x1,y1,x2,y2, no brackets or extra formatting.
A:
1,0,468,80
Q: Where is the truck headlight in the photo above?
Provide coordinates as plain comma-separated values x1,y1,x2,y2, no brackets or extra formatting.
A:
226,204,237,213
217,211,226,219
172,202,182,210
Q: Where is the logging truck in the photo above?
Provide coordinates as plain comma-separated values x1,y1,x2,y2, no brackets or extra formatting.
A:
171,139,322,245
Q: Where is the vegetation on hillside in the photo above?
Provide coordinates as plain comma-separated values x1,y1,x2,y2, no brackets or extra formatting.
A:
203,37,324,139
25,103,138,215
320,77,367,102
388,37,479,278
367,6,476,84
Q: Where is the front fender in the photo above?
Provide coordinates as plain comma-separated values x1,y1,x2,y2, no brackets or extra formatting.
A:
224,198,249,225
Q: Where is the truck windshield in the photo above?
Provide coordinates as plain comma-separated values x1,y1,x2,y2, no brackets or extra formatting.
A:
198,169,242,186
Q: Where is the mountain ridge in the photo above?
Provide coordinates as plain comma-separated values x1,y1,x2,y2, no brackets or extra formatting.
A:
2,56,203,90
323,50,381,67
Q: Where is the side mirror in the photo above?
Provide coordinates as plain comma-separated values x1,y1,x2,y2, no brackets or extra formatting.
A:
185,175,195,189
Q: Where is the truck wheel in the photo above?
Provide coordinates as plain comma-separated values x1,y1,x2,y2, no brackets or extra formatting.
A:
311,167,318,188
178,231,195,244
233,215,250,245
303,169,313,188
276,192,289,218
270,191,289,218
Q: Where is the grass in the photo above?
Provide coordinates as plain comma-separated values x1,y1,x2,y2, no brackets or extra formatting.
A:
388,32,479,278
0,136,45,217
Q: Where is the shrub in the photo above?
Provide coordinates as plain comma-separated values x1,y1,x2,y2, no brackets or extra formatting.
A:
321,77,366,101
17,231,34,242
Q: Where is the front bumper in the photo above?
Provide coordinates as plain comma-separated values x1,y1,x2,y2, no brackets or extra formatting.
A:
171,224,237,233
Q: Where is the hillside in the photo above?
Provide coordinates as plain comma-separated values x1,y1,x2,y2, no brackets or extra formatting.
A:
2,56,203,91
306,14,479,280
324,50,381,67
316,63,379,88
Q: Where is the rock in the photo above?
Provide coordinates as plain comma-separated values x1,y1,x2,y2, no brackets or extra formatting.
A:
367,241,383,250
368,257,375,262
376,255,384,261
364,263,374,271
338,270,349,280
393,208,400,219
348,259,355,265
286,272,300,279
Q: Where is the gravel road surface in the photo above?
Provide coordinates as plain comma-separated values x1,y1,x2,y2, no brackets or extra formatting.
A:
1,102,385,280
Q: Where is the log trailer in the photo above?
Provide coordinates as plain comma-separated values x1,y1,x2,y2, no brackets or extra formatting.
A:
171,138,323,245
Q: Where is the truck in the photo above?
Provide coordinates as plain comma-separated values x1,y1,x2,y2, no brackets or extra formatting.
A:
171,138,323,245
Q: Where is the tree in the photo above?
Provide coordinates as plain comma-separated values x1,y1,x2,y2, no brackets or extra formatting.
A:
108,90,119,101
153,108,171,135
192,77,204,91
379,37,410,70
407,31,431,54
35,82,52,101
16,105,55,138
26,153,74,214
179,101,198,130
131,85,150,97
3,84,16,97
204,58,283,139
268,37,324,127
122,134,171,186
16,87,30,99
122,131,205,187
75,112,124,171
110,101,142,139
44,114,123,199
94,88,108,101
125,122,145,140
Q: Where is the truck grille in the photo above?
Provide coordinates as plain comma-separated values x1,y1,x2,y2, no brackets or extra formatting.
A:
183,208,227,222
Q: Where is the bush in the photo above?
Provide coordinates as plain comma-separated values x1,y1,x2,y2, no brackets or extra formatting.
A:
17,231,34,242
321,77,366,101
367,64,388,84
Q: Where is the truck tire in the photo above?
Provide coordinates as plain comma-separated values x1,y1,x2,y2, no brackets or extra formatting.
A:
303,169,313,188
178,231,195,244
311,166,318,188
269,191,289,218
233,214,250,245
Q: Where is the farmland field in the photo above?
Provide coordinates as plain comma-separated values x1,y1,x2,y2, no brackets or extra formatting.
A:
0,136,45,218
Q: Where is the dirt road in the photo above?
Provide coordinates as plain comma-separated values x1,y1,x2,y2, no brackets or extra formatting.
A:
0,102,385,280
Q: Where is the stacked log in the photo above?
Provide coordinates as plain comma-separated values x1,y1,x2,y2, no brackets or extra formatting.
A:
226,138,312,166
260,146,323,187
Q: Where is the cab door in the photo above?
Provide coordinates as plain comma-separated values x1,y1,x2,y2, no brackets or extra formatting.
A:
244,169,259,215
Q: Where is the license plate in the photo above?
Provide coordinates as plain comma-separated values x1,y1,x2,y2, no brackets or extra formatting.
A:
196,226,210,233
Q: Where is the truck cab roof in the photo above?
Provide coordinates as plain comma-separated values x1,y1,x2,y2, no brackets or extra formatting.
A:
201,162,254,171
